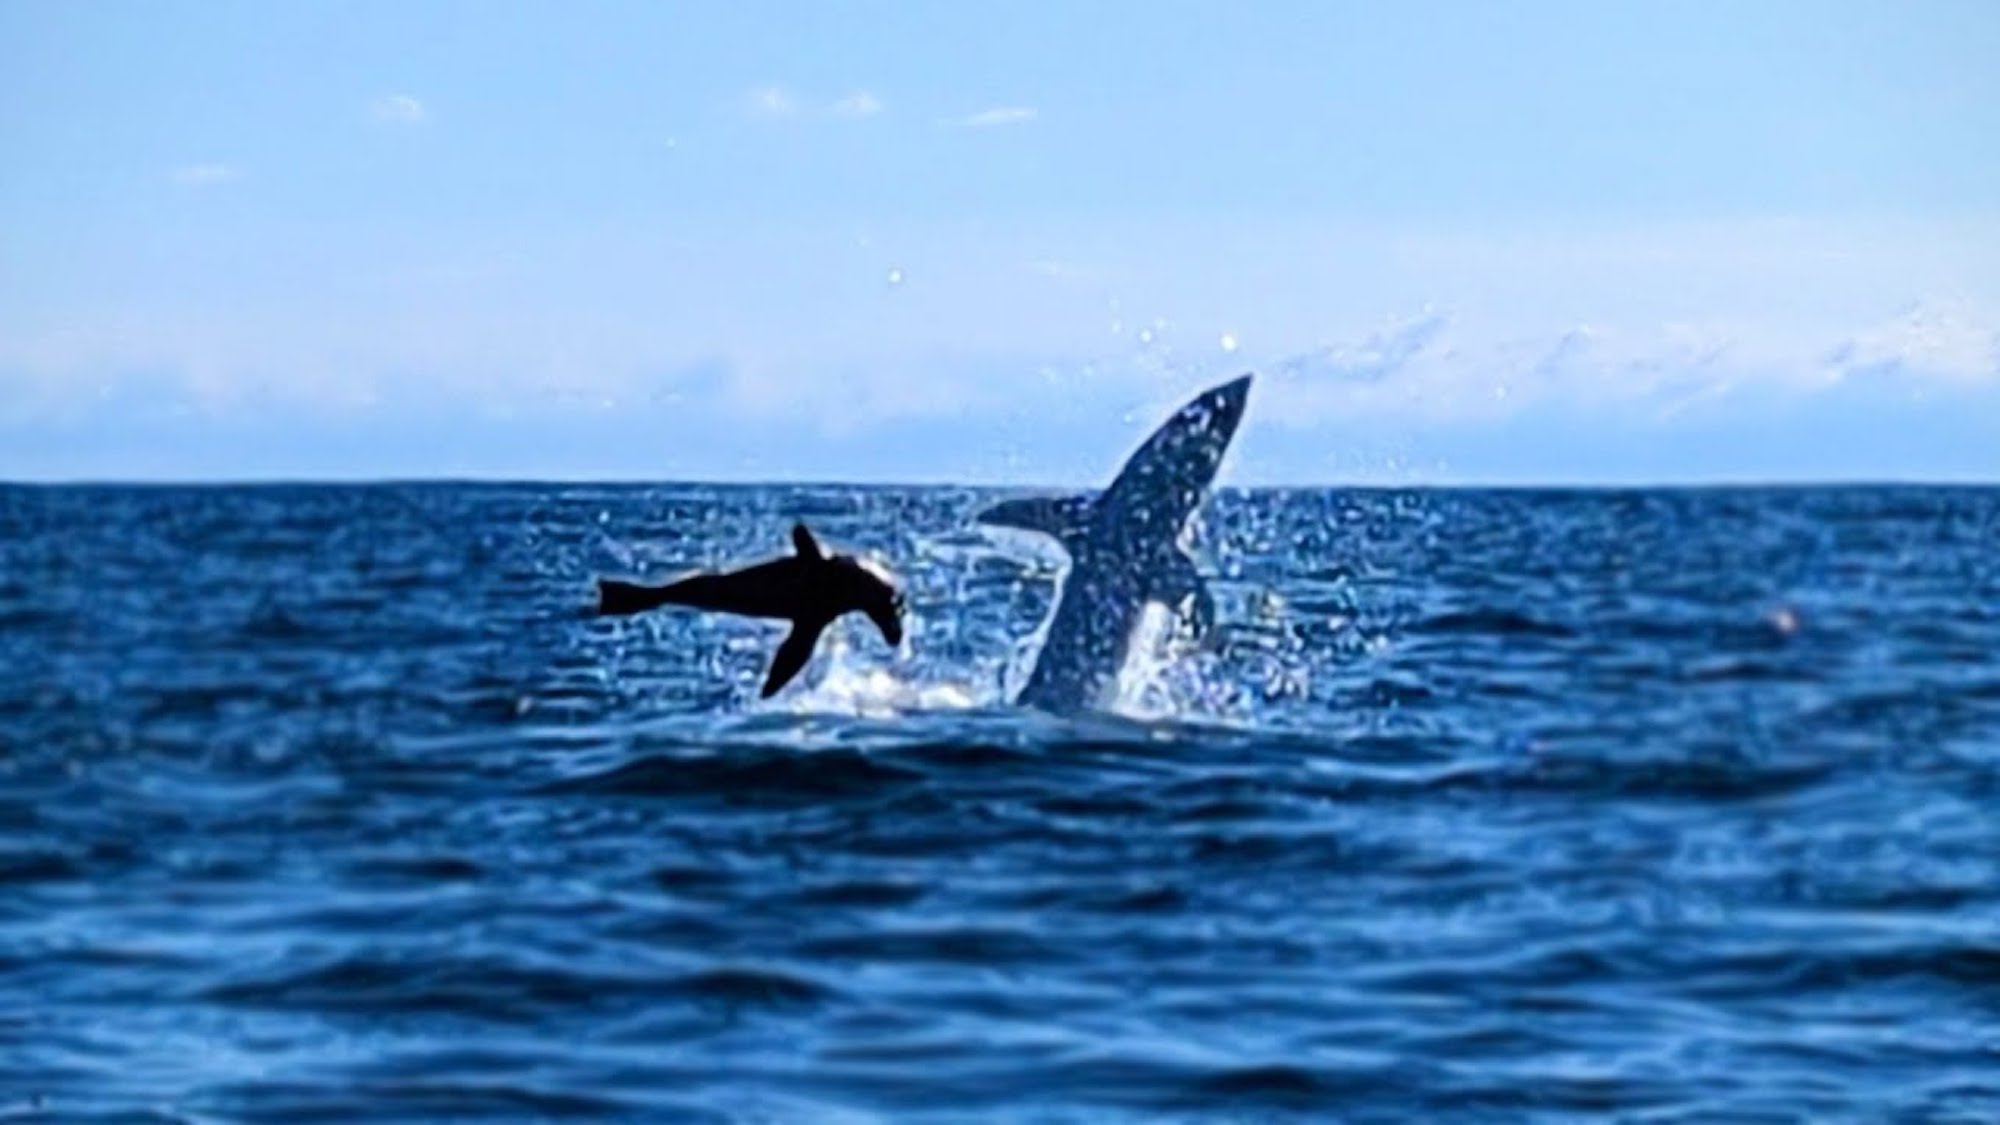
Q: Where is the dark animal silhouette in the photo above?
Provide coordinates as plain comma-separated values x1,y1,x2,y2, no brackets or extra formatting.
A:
597,524,903,698
977,373,1251,710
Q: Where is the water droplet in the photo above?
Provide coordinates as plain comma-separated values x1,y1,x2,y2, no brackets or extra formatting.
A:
885,267,905,286
1220,332,1239,353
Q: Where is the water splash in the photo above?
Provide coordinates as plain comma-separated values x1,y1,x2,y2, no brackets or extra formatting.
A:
777,625,991,716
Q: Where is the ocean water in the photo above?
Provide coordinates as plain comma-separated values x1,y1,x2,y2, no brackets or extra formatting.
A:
3,482,1997,1122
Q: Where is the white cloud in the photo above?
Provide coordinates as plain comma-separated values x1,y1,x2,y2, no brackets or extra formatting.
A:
749,86,886,120
1823,301,2000,386
828,91,884,118
746,85,796,118
1261,309,1805,426
170,164,240,187
9,216,1995,458
1274,307,1450,386
954,106,1037,128
371,93,427,124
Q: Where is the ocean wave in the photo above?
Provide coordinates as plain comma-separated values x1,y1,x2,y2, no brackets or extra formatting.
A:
9,483,1999,1120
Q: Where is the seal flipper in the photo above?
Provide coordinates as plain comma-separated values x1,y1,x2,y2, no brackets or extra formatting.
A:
1153,548,1216,641
792,524,823,561
762,616,829,698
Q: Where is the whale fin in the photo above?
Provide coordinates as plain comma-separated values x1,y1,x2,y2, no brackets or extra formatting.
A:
978,494,1094,548
1153,549,1216,640
791,523,823,561
762,617,828,698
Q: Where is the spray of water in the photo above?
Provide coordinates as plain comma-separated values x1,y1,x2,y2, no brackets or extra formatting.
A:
773,616,993,717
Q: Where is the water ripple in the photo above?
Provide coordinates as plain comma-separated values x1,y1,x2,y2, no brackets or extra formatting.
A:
4,483,1997,1120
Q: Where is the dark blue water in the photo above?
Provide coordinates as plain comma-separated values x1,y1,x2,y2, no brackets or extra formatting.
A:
4,484,1997,1122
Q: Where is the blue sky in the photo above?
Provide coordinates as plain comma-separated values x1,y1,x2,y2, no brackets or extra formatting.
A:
3,0,1997,483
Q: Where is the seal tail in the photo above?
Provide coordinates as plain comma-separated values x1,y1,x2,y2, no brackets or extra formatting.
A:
598,578,676,616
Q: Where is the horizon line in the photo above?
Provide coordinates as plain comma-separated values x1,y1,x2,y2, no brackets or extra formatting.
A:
5,474,1997,491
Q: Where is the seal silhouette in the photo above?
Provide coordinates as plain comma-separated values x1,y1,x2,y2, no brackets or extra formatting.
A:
597,524,903,698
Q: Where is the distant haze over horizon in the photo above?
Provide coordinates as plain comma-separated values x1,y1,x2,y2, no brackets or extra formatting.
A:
4,2,1997,483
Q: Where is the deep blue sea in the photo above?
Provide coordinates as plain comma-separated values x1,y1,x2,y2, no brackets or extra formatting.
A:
3,483,1997,1122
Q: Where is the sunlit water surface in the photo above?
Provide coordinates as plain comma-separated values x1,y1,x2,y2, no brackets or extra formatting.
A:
3,484,1997,1121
